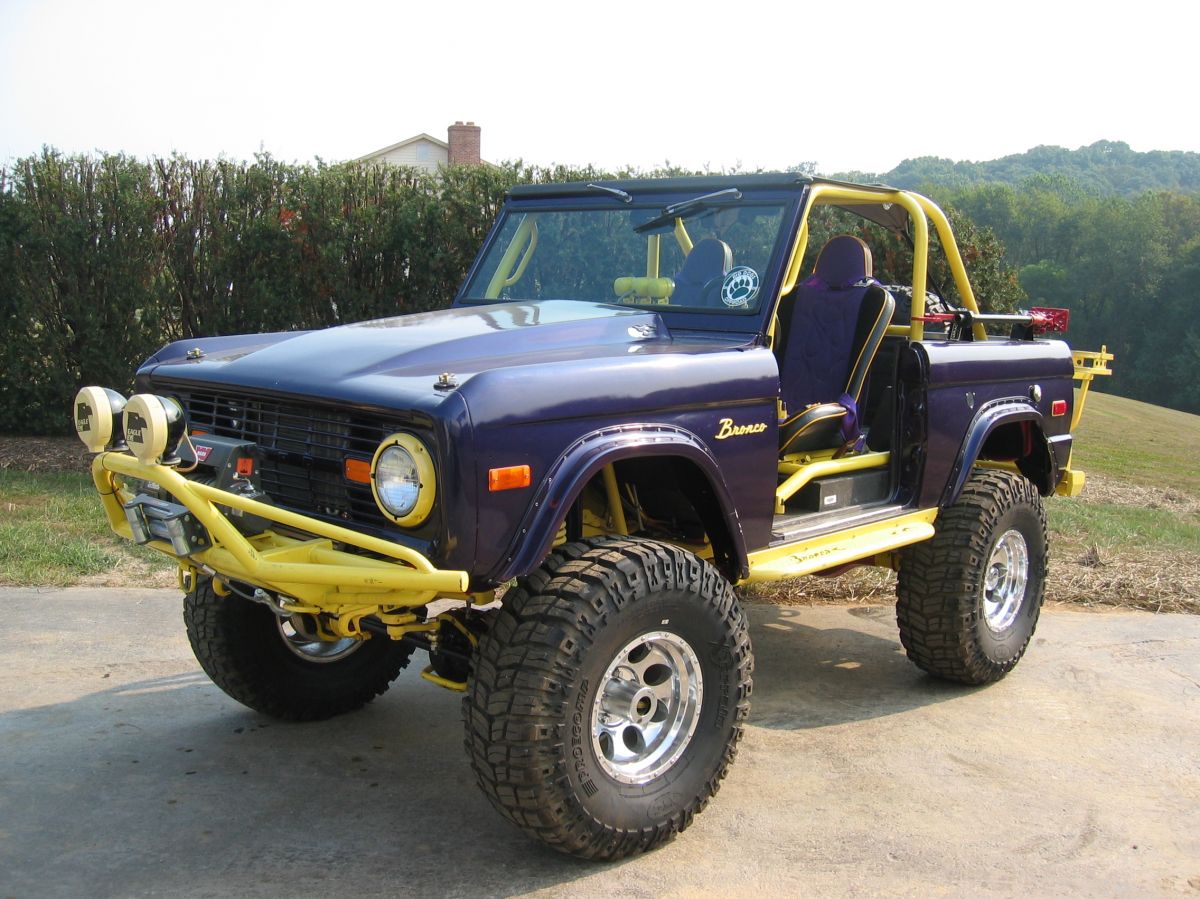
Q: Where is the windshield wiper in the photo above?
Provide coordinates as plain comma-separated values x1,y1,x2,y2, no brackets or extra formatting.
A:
633,188,743,234
586,183,633,203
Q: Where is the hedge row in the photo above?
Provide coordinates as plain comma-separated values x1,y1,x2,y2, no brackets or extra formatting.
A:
0,152,625,433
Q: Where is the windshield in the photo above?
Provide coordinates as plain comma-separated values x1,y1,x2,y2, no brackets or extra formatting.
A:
460,198,790,314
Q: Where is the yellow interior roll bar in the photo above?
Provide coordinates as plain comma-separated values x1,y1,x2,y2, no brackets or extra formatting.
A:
779,184,987,343
484,215,538,298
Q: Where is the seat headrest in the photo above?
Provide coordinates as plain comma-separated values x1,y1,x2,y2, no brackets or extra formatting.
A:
812,235,873,289
681,237,733,275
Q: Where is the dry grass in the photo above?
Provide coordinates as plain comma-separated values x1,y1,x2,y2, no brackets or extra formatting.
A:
1050,471,1200,613
1074,471,1200,517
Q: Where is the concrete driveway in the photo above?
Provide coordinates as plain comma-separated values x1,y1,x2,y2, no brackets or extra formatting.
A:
1,587,1198,898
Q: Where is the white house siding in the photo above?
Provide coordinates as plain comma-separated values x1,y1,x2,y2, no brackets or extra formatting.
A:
368,139,448,172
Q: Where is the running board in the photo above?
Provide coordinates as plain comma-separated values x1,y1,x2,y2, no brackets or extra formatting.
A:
744,509,938,584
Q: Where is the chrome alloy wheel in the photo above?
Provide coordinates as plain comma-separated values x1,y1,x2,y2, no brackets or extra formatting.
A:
276,614,363,663
983,528,1030,632
591,631,704,785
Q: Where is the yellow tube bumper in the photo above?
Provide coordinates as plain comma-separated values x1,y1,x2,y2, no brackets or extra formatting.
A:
91,451,469,611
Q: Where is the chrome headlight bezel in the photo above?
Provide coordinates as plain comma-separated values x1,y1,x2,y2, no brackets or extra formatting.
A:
370,433,436,527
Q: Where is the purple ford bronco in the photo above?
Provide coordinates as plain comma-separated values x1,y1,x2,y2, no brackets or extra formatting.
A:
73,174,1111,859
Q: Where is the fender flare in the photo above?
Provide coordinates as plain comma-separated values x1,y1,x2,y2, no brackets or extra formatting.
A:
942,399,1056,507
490,424,748,583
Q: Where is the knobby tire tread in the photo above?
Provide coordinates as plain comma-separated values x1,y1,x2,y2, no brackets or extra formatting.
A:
896,470,1047,685
462,537,753,860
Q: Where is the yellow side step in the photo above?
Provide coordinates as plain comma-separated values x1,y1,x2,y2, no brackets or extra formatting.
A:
744,509,937,584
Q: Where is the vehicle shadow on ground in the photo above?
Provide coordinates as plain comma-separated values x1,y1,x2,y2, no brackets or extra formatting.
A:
746,603,978,730
0,605,976,897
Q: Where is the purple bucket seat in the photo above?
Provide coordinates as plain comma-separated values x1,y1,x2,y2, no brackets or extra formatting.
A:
777,235,895,454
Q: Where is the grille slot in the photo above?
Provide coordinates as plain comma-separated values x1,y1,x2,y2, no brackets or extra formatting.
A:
172,389,401,529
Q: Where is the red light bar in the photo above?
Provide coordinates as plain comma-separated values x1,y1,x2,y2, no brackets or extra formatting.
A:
1030,307,1070,334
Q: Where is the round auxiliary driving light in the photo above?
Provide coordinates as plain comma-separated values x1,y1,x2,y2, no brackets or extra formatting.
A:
73,387,128,453
123,394,187,465
370,433,436,527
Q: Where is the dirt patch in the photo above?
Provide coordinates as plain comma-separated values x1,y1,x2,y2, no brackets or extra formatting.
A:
76,556,177,589
0,436,93,473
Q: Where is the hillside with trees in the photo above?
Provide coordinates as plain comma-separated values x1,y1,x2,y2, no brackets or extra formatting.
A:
845,141,1200,196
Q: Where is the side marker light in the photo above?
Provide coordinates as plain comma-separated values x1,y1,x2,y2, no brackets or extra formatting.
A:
489,465,531,492
1051,400,1068,417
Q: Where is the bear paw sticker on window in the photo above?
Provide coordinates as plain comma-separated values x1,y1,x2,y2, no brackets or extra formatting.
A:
720,266,760,308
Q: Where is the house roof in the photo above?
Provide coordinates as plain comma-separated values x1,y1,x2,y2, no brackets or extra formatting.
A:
356,133,448,162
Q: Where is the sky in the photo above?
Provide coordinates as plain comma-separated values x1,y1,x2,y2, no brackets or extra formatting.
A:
1,0,1195,175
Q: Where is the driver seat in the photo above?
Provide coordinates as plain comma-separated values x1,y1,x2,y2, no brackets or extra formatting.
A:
673,238,732,307
778,235,895,455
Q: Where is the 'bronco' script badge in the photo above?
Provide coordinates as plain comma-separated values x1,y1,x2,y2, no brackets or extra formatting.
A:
715,418,767,440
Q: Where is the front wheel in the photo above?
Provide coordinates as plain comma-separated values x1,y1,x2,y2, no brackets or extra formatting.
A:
463,538,753,860
896,469,1048,685
184,579,413,721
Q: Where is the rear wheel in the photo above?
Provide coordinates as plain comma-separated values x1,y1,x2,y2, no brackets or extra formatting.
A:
896,470,1047,685
463,538,753,860
184,579,412,721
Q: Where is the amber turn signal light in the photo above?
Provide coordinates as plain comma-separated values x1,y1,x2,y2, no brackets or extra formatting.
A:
344,458,372,484
489,465,531,492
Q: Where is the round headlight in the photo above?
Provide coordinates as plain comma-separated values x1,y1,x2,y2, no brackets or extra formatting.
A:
371,434,435,526
73,386,128,453
123,394,186,465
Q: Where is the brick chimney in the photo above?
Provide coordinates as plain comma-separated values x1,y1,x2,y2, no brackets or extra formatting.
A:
447,121,481,166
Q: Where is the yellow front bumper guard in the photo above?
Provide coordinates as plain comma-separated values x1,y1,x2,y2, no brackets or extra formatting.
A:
91,452,471,632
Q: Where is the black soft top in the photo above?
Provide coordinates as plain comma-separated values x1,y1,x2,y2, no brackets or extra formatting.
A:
506,174,904,200
507,172,811,199
507,175,910,233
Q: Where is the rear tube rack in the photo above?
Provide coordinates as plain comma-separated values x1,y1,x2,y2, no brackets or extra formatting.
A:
1070,345,1113,431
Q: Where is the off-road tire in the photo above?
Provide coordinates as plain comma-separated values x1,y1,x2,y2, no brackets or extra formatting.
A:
896,470,1047,685
463,537,753,860
184,579,412,721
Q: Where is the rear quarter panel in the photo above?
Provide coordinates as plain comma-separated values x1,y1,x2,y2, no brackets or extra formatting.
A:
914,339,1075,508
